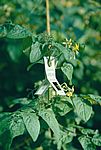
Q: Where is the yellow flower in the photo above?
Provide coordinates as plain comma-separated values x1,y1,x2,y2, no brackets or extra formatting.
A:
61,83,74,97
73,43,79,52
63,38,72,48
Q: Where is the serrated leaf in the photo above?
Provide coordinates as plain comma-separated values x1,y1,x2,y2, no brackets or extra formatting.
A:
72,95,93,122
30,42,42,63
61,62,73,82
22,110,40,142
92,134,101,146
7,24,31,39
39,108,60,141
78,135,96,150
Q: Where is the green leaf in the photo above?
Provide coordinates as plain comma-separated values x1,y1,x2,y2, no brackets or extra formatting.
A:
0,112,25,150
72,95,93,122
58,126,75,150
78,135,96,150
39,108,60,141
54,43,75,61
0,130,12,150
81,94,101,105
92,134,101,146
79,128,98,135
30,42,42,63
0,25,7,38
7,37,32,62
58,132,73,150
57,54,65,67
22,110,40,142
10,114,25,138
62,127,75,144
53,96,73,116
0,113,12,135
54,43,69,59
88,94,101,105
54,101,72,116
7,24,31,39
61,62,73,82
7,40,22,62
10,98,32,106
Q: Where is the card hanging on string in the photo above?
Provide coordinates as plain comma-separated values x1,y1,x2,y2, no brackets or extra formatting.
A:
44,56,66,95
35,56,66,95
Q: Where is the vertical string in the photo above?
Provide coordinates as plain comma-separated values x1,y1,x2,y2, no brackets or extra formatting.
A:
46,0,50,35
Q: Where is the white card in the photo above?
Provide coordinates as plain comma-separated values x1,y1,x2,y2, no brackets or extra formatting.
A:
35,80,49,95
44,56,66,95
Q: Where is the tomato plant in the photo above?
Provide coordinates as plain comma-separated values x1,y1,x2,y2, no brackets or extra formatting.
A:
0,0,101,150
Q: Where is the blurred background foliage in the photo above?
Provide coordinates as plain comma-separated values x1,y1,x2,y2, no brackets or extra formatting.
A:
0,0,101,149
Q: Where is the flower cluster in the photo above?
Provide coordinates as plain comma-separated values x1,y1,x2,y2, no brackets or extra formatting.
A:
63,38,79,55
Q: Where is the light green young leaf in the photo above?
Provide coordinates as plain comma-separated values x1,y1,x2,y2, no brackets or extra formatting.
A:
22,111,40,142
78,135,96,150
92,134,101,146
61,62,73,82
7,24,31,39
39,108,60,141
30,42,42,63
72,95,93,122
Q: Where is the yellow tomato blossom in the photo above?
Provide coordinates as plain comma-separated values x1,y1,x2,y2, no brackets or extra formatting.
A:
73,43,79,53
63,38,72,48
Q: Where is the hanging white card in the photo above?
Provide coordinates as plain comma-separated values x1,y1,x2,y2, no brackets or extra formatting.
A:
44,56,66,95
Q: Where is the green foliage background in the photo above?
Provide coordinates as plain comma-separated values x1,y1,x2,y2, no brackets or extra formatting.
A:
0,0,101,150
